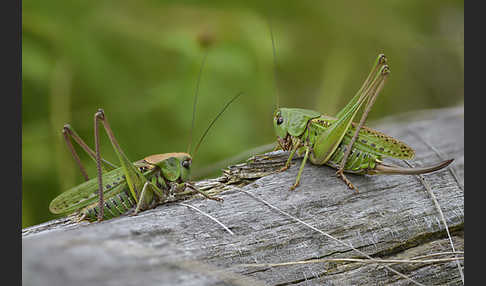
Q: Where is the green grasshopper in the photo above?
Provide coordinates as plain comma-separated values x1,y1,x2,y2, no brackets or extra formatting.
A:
273,54,453,191
49,61,239,222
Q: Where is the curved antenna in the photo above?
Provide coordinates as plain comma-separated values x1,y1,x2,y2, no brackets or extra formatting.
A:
193,92,243,157
268,19,280,111
187,51,209,154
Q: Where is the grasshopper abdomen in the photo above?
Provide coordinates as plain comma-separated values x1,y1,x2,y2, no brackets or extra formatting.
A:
82,188,136,221
281,111,452,180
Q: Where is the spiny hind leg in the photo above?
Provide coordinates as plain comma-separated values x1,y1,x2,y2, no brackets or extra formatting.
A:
62,124,118,181
336,65,390,193
62,125,90,181
94,109,148,221
335,147,358,192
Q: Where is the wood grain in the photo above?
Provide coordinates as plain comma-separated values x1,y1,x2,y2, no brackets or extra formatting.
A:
22,106,464,286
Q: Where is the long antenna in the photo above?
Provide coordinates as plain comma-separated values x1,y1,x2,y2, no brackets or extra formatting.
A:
187,51,209,154
268,19,280,111
193,92,243,157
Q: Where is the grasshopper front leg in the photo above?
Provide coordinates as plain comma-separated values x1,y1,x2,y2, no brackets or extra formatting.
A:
279,140,301,172
133,181,168,215
175,183,224,202
290,145,310,191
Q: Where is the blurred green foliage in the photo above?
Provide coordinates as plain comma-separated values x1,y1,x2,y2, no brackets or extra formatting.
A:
22,0,463,228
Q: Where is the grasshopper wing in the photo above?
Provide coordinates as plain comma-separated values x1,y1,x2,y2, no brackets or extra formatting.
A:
318,115,415,160
343,124,415,160
49,167,128,214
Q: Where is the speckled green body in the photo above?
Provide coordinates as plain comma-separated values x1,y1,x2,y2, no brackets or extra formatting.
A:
68,167,157,222
272,55,453,191
50,89,236,221
49,153,194,222
285,112,415,174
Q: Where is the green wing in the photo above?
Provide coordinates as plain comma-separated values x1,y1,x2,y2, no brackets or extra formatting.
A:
316,115,415,160
49,167,129,214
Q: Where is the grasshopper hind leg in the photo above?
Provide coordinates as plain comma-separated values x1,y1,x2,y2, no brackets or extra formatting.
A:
336,64,391,193
62,124,118,178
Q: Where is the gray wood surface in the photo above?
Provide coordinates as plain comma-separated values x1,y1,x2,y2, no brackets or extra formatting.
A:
22,106,464,286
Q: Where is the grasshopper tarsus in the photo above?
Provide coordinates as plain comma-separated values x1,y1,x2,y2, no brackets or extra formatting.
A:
336,169,359,193
289,182,300,191
195,193,224,202
129,210,139,217
182,183,224,202
278,165,290,173
198,187,224,202
209,196,224,202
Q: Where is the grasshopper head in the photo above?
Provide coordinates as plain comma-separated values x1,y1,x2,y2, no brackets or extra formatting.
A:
273,108,321,139
144,153,192,182
273,108,288,139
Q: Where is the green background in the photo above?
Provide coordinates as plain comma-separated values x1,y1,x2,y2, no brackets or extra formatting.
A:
22,0,464,228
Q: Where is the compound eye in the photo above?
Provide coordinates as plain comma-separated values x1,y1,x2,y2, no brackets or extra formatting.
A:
276,116,284,125
182,159,191,169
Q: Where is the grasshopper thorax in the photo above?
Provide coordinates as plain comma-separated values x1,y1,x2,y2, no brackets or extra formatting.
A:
274,108,321,139
143,153,192,183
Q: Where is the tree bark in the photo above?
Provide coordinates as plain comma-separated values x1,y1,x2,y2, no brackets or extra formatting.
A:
22,106,464,286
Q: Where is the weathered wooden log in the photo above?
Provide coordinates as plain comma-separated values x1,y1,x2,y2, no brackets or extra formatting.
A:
22,106,464,286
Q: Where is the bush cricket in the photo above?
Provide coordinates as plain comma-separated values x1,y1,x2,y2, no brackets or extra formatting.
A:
50,60,240,222
270,39,453,191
